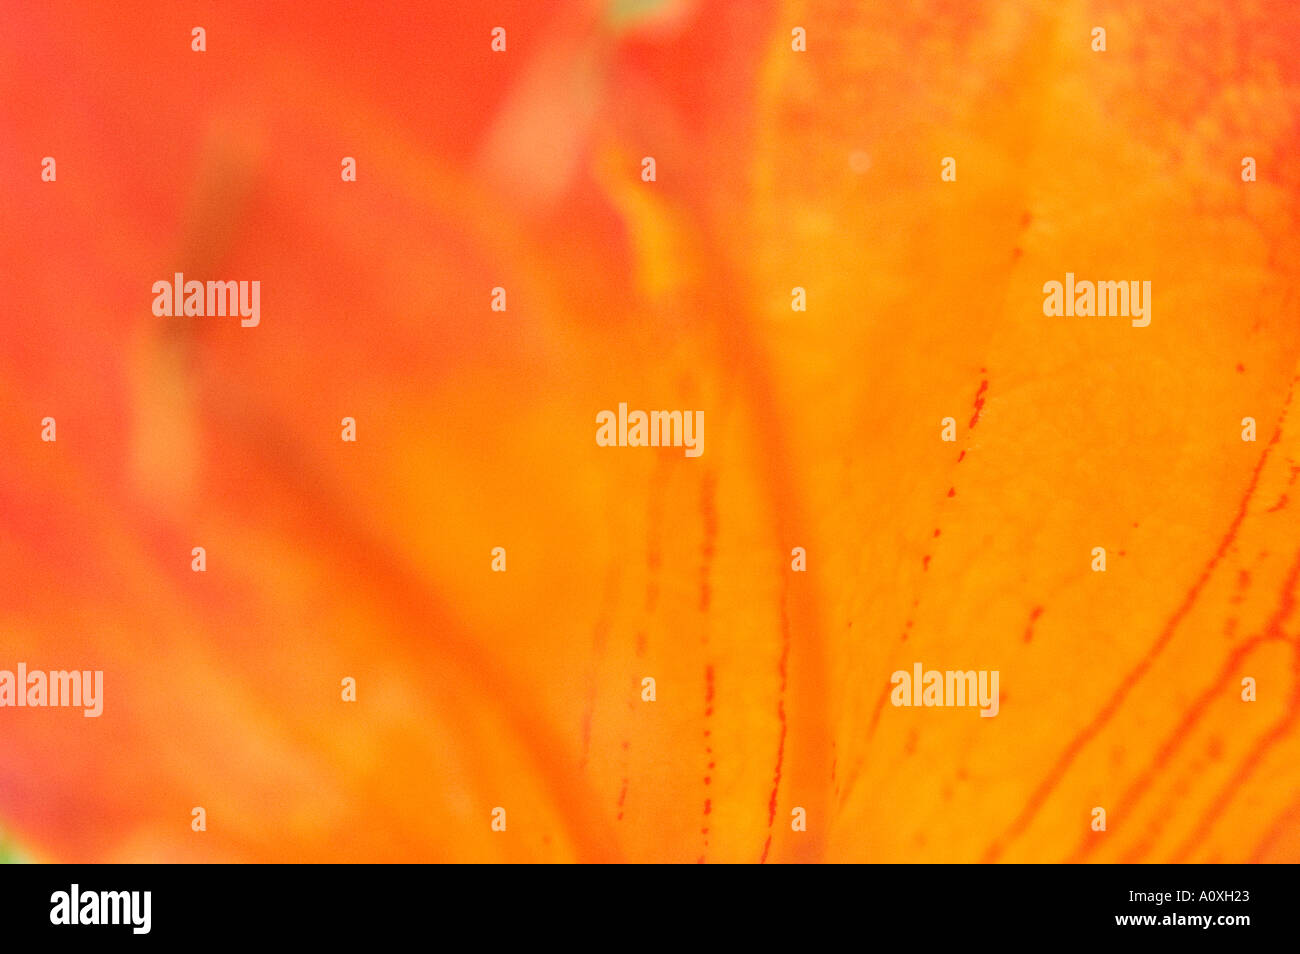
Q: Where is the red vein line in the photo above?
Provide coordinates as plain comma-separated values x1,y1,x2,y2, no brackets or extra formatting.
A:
1100,549,1298,861
968,379,989,429
1248,790,1300,862
620,461,671,819
760,573,792,863
698,475,717,860
982,381,1295,862
1022,605,1044,643
1170,640,1300,862
846,374,988,805
580,564,619,769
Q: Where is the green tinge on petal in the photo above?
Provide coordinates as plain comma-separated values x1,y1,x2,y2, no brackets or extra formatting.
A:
607,0,673,30
0,827,31,864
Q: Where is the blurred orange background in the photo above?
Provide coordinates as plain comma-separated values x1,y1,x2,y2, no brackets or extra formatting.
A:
2,0,1299,862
